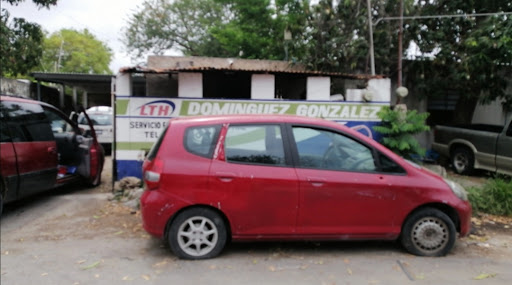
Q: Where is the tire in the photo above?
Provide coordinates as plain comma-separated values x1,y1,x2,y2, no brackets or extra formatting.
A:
451,147,474,175
168,208,227,260
401,208,456,257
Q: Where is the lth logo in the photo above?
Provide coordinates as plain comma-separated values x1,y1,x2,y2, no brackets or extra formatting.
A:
138,100,176,116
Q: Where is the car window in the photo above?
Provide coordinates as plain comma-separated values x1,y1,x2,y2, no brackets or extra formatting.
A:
184,125,221,158
292,126,376,172
43,107,75,135
0,104,11,142
225,125,285,166
379,154,406,174
507,122,512,136
0,101,54,142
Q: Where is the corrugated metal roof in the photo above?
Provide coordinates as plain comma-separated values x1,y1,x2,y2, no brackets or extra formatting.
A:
120,65,384,80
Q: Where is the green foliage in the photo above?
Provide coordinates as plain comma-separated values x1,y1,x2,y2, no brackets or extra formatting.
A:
4,0,57,7
123,0,309,61
467,177,512,216
1,0,58,77
408,0,512,109
123,0,228,60
39,29,113,74
1,10,44,76
373,106,430,158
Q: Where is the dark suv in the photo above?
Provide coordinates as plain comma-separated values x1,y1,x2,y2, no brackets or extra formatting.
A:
0,95,104,213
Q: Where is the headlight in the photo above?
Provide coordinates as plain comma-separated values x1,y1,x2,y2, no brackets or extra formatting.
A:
443,179,468,201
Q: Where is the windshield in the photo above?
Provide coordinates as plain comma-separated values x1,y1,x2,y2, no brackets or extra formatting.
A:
78,114,112,126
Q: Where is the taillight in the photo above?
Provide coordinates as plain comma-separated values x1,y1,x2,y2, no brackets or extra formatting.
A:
89,143,99,179
144,158,163,190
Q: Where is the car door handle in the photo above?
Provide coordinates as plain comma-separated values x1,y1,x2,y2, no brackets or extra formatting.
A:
216,172,236,182
47,147,57,155
307,177,326,187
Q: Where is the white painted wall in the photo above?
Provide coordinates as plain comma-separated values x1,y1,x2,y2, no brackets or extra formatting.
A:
178,73,203,98
307,77,330,101
251,74,275,100
116,73,132,96
0,78,30,97
346,78,391,102
368,78,391,102
472,99,507,125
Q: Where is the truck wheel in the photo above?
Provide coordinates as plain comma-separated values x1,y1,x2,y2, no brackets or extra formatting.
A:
451,147,474,175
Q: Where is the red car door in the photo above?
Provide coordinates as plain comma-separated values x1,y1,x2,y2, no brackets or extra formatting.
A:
291,126,400,237
43,106,104,186
209,124,299,237
1,100,58,199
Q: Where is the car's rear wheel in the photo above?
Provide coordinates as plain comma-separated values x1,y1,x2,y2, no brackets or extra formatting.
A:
401,208,456,257
168,208,227,260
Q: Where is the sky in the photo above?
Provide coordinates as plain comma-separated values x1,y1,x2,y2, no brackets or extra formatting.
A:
4,0,146,73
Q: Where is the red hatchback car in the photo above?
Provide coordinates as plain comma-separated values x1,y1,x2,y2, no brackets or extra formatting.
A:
140,115,471,259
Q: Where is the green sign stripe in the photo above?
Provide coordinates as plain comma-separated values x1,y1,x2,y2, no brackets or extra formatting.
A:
116,99,129,115
116,142,155,151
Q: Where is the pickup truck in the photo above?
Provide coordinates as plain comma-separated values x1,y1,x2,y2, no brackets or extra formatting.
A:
432,117,512,176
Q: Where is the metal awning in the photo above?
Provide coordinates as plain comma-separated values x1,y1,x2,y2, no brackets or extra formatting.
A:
31,72,114,94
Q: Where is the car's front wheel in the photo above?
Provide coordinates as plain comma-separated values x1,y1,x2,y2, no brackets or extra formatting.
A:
401,208,456,257
168,208,227,259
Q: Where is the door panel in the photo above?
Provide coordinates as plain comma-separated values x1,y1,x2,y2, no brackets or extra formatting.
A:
0,141,19,202
496,124,512,175
291,126,398,236
296,169,397,236
209,124,299,236
1,101,58,198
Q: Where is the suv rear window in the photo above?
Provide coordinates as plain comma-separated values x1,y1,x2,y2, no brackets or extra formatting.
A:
1,101,54,142
184,125,221,158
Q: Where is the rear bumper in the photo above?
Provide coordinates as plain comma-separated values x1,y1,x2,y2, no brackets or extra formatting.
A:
140,189,177,238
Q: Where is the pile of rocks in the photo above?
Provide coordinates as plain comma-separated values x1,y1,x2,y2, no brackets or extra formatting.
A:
108,176,144,210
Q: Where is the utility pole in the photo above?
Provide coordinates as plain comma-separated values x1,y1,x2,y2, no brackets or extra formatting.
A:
398,0,404,87
367,0,375,75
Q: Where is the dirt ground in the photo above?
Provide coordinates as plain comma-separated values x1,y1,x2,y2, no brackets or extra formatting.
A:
2,157,512,284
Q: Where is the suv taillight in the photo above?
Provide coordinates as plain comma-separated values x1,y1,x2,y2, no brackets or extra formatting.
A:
144,158,163,190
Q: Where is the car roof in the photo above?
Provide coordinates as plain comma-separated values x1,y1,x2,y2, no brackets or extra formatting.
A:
1,94,59,110
172,114,367,137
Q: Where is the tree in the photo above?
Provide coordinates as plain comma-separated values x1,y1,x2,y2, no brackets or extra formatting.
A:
210,0,309,60
0,0,57,77
39,29,113,74
123,0,227,61
303,0,416,75
123,0,309,61
406,0,512,121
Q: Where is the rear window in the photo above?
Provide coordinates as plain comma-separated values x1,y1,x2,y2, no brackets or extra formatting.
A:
184,125,221,158
147,126,168,160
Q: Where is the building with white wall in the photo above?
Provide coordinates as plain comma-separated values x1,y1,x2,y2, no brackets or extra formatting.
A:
114,56,391,179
